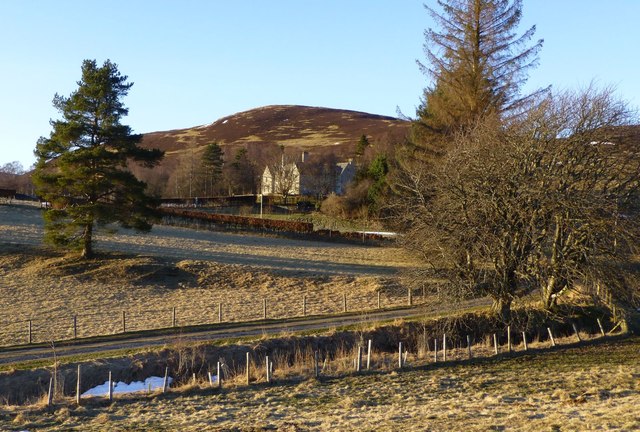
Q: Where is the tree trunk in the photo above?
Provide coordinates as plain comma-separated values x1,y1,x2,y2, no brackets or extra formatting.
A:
542,276,557,310
621,311,640,336
613,302,640,336
542,275,569,311
492,297,512,323
81,223,93,259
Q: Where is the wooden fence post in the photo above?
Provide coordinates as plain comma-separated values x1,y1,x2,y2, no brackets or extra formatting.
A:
172,307,176,327
122,311,126,333
522,331,528,351
408,288,412,306
507,326,512,352
366,339,372,370
356,346,362,372
28,320,32,344
343,293,347,313
303,295,307,317
263,298,267,320
493,334,498,355
76,364,81,405
108,371,113,402
547,327,556,347
443,334,447,361
246,352,251,385
163,367,169,393
572,323,582,342
398,342,403,368
73,315,77,339
597,318,606,337
218,302,222,323
265,356,271,383
47,376,54,407
466,335,472,359
433,338,438,363
217,361,222,388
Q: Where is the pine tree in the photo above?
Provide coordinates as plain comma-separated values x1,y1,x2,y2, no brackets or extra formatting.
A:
33,59,163,258
201,142,224,196
224,148,255,195
413,0,545,148
355,134,370,157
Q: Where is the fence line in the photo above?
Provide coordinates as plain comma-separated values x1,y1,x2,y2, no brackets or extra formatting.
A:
3,281,619,347
61,319,613,407
0,288,429,347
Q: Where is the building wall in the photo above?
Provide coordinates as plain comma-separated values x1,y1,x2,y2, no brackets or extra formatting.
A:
261,167,274,195
335,160,356,195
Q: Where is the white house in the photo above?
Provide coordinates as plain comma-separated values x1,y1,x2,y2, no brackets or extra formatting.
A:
260,163,301,196
261,152,355,197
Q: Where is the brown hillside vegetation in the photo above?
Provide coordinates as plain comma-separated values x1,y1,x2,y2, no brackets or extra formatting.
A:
141,105,408,155
136,105,409,195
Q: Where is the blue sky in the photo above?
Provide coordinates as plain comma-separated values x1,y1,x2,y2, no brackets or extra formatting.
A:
1,1,639,168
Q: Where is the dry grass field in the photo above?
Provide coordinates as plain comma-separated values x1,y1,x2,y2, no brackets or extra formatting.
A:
1,203,640,430
2,335,639,431
0,204,418,346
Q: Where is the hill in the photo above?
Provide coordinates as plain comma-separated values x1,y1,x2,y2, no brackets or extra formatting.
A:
141,104,409,155
135,105,409,197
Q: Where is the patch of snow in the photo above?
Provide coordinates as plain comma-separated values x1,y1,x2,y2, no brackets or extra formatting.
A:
356,231,398,238
222,119,229,124
82,376,173,397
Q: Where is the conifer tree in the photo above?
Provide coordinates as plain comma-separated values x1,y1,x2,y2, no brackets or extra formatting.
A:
355,134,370,157
33,59,163,258
413,0,545,149
201,142,224,196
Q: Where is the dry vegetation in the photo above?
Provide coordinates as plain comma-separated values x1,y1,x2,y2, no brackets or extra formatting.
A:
141,105,407,154
1,203,639,430
0,204,418,346
2,335,638,431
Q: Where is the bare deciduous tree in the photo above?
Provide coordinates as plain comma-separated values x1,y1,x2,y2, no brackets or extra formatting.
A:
394,86,640,327
303,153,338,199
266,151,300,203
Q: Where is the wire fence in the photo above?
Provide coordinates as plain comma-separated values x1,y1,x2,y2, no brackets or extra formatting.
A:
0,287,428,347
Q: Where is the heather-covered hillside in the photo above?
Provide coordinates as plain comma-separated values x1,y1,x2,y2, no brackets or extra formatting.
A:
134,105,409,197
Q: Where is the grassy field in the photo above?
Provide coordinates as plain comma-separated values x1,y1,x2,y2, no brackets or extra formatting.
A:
0,204,419,346
2,204,639,430
0,246,415,346
2,335,638,431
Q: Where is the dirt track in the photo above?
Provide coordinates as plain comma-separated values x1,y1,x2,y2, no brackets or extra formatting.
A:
0,303,470,367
